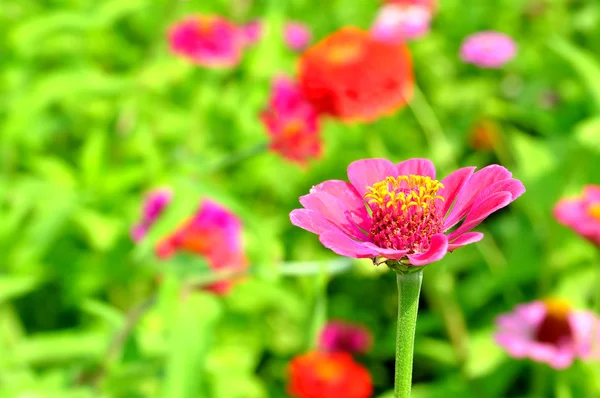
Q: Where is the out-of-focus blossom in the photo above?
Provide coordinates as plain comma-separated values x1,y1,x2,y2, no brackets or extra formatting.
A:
459,31,517,68
168,15,244,68
288,352,373,398
290,158,524,266
371,4,432,42
319,321,372,354
131,188,173,242
554,185,600,246
261,76,322,165
242,20,263,47
469,119,500,152
284,22,312,51
156,199,247,294
299,27,413,122
384,0,437,11
495,299,599,369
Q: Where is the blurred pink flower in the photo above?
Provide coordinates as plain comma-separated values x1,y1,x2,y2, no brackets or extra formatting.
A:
242,19,263,47
284,22,312,51
371,4,432,42
495,300,599,369
319,321,372,354
384,0,437,10
156,199,247,295
290,158,524,266
554,185,600,246
168,15,244,68
261,76,322,165
460,31,517,68
131,188,172,242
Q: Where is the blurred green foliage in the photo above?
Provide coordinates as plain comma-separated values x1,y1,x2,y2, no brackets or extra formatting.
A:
1,0,600,397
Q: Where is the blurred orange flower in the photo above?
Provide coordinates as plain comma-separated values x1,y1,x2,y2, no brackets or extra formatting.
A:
288,352,373,398
298,27,413,122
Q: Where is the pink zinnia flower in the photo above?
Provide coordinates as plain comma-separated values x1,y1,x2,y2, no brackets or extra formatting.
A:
554,185,600,246
284,22,312,51
319,321,372,355
168,15,244,68
261,76,322,165
131,188,173,242
460,31,517,68
371,4,432,42
156,199,247,295
495,300,600,369
241,19,263,47
290,158,524,266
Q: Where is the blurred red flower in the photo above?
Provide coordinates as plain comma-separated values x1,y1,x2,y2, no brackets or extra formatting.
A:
288,352,373,398
156,199,247,295
261,76,322,165
298,27,413,122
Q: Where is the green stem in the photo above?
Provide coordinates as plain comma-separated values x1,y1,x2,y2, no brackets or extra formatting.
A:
205,142,268,174
394,269,424,398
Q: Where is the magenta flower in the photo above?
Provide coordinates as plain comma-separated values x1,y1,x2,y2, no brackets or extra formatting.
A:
260,76,322,165
459,31,517,68
155,199,248,295
371,4,432,42
131,188,173,242
241,19,263,47
495,300,599,369
168,15,244,68
289,158,524,266
554,185,600,246
284,22,312,51
319,321,373,355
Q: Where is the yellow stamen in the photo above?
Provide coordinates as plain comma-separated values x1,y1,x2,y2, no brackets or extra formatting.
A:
589,204,600,221
327,42,363,64
365,175,445,211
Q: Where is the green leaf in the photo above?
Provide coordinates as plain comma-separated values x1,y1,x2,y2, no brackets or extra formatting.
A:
0,276,39,304
550,38,600,111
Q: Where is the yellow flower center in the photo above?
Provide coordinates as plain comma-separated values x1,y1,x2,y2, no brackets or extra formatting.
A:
327,42,363,64
365,175,445,211
197,16,216,33
364,175,445,252
588,203,600,221
315,358,343,381
535,299,572,346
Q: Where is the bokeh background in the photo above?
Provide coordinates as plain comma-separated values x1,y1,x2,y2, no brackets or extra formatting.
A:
2,0,600,397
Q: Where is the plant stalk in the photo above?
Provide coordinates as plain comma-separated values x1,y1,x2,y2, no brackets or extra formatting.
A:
394,268,424,398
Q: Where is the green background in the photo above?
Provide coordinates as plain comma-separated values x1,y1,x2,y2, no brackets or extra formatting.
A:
1,0,600,396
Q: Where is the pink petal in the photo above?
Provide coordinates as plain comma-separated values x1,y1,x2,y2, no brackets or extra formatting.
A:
367,245,410,260
553,198,582,225
319,229,380,258
473,178,525,203
300,192,367,240
447,232,484,251
347,158,397,197
406,233,448,266
443,165,513,230
310,180,371,231
290,209,335,235
438,167,476,217
447,192,513,241
396,158,436,179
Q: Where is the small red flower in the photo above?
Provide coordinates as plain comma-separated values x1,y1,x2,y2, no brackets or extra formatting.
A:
288,352,373,398
261,76,322,165
299,27,413,122
156,199,247,295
